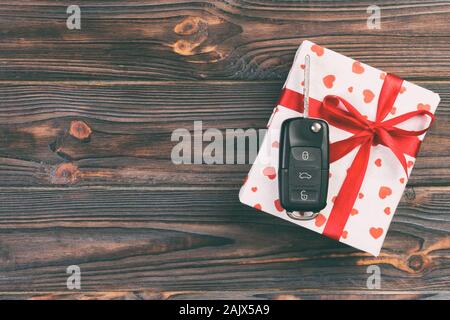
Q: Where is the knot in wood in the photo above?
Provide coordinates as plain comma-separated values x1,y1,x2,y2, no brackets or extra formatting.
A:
69,120,92,141
404,187,416,201
172,16,209,56
407,254,427,272
174,16,204,35
53,163,80,184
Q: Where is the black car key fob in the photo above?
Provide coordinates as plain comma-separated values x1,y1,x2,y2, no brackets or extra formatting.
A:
278,117,329,215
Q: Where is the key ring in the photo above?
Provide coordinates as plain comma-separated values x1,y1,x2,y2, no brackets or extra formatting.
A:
286,211,319,221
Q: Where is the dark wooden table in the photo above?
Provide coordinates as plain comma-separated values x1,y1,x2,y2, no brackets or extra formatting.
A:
0,1,449,300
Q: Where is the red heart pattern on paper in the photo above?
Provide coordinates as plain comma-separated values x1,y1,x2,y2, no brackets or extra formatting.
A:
358,193,364,199
363,89,375,103
407,160,414,168
380,72,386,80
352,61,365,74
323,75,336,89
369,227,383,239
384,207,391,215
251,187,257,192
417,103,431,111
274,199,284,212
300,64,305,69
400,86,406,94
348,86,353,93
375,158,382,167
350,208,359,216
390,107,396,115
311,44,324,56
315,213,326,227
253,203,262,210
379,186,392,199
263,167,277,180
272,141,279,148
341,230,348,239
399,177,405,184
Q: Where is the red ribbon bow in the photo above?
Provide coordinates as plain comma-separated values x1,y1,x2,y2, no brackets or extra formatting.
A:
277,74,434,240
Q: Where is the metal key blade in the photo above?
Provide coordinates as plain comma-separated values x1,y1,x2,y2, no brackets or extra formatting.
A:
304,54,310,118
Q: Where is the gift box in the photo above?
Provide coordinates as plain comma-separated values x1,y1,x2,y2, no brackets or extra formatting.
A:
239,40,440,256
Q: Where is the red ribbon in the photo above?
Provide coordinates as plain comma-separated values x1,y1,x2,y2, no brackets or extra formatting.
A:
277,74,435,240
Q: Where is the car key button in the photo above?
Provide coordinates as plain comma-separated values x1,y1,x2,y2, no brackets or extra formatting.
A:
291,147,321,164
290,189,319,203
290,167,321,186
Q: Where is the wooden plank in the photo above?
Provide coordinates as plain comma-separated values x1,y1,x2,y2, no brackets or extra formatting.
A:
0,81,448,187
0,1,449,81
0,186,448,293
0,290,448,300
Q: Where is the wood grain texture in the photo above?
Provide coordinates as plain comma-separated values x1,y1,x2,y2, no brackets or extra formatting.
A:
0,186,448,296
0,290,449,300
0,81,448,187
0,0,449,300
0,1,449,81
